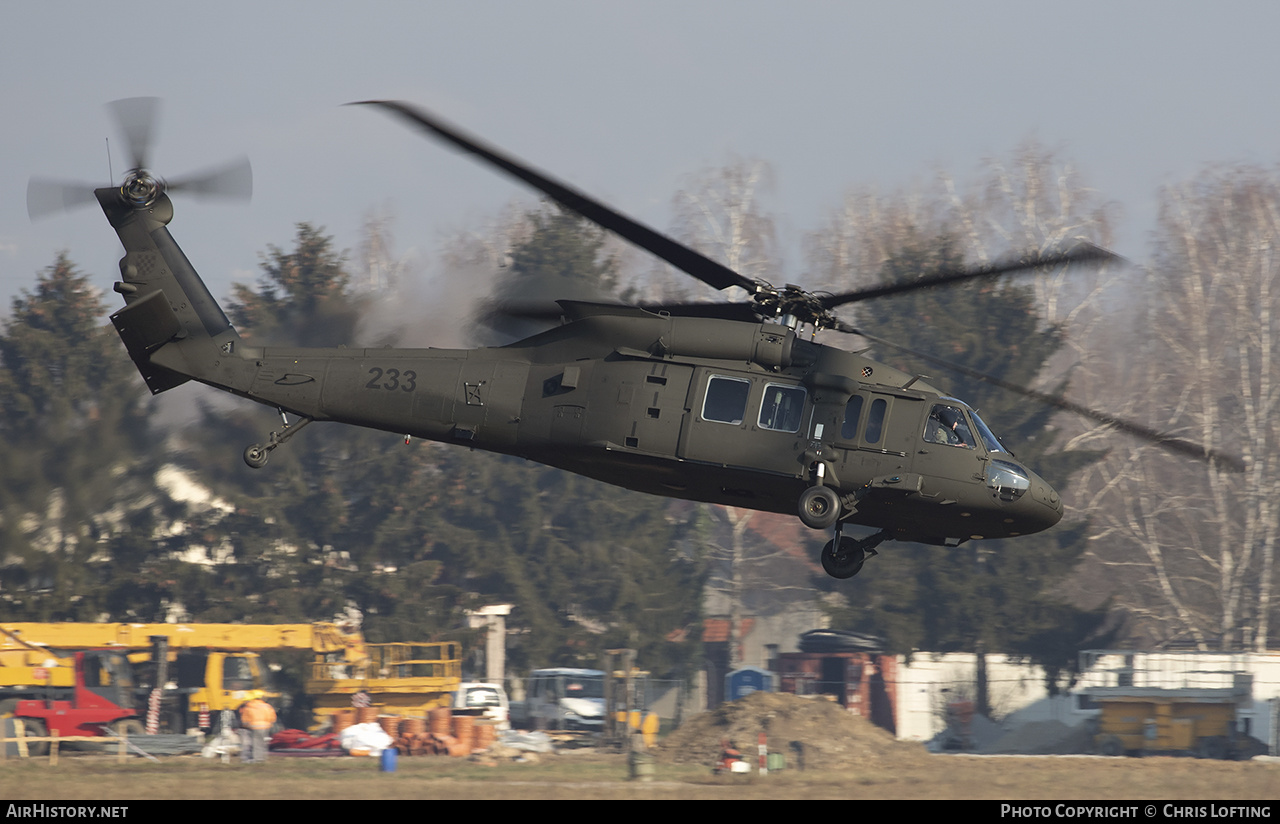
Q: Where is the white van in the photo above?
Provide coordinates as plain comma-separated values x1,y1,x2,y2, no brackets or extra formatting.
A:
522,668,606,731
452,682,510,729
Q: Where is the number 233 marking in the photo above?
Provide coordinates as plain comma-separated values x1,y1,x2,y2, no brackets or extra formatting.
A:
365,367,417,392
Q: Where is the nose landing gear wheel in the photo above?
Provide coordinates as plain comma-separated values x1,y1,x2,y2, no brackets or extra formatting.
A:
822,535,866,579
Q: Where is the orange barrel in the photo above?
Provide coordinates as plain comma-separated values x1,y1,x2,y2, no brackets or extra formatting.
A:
331,708,355,734
451,715,474,756
429,707,452,735
357,706,379,725
472,720,497,752
402,716,426,737
378,715,401,737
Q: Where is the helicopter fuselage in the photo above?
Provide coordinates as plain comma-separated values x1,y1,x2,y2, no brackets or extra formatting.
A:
103,188,1062,550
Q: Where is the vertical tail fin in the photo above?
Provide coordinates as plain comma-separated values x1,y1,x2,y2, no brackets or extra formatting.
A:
100,188,244,394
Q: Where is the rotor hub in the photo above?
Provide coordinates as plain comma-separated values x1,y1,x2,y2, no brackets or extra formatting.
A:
119,169,162,207
751,282,839,331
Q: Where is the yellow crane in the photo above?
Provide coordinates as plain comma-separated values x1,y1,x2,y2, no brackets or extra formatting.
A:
1,623,460,731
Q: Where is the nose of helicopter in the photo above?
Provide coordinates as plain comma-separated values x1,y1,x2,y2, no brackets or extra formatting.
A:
1023,469,1064,533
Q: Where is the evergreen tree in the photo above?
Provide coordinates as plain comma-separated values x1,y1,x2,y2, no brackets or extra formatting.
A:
507,206,618,290
228,223,364,346
176,224,467,638
826,232,1110,698
0,253,157,619
420,448,704,677
475,204,619,343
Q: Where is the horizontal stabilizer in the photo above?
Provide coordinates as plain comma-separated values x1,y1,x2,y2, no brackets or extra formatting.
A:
110,290,190,394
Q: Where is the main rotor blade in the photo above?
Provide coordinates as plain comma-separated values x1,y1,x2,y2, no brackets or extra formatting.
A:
108,97,160,171
352,100,758,294
820,243,1121,309
167,156,253,201
839,322,1244,472
27,177,100,220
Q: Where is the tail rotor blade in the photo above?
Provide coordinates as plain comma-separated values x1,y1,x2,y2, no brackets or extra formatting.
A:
107,97,160,171
168,155,253,201
27,177,100,220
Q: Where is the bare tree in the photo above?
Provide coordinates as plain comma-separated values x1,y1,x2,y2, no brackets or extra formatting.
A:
699,505,829,674
945,141,1118,329
1085,167,1280,650
355,207,410,294
666,157,779,303
806,140,1118,328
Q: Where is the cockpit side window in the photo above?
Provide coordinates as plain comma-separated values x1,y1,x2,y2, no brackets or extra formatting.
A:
702,376,751,425
924,403,975,449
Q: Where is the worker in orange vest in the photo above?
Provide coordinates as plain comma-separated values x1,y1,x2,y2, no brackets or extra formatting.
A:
238,698,277,763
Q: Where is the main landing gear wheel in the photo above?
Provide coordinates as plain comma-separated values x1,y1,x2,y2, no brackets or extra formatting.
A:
798,486,841,529
822,535,865,579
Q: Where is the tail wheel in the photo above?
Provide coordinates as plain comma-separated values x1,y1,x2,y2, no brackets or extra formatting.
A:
798,485,841,529
244,444,270,469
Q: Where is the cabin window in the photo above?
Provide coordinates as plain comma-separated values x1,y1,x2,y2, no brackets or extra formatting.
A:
924,403,975,448
702,376,751,425
758,383,806,432
865,398,887,444
841,395,864,440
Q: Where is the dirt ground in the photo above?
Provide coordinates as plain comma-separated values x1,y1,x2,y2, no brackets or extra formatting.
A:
0,693,1276,800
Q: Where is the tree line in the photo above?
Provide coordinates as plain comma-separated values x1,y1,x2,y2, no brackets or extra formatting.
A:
1,144,1276,704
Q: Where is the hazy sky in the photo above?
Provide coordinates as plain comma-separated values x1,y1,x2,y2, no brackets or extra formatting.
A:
4,1,1279,319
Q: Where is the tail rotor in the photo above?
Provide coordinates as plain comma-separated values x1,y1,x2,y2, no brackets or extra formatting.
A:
27,97,252,220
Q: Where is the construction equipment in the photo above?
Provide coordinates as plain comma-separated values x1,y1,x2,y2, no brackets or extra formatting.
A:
307,642,462,723
1,623,460,731
1,649,142,754
1,622,364,731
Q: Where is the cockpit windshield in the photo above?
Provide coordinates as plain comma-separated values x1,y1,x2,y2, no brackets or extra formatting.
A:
936,396,1003,452
968,409,1006,454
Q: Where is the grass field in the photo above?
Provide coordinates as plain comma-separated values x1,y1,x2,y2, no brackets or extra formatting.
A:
0,750,1276,801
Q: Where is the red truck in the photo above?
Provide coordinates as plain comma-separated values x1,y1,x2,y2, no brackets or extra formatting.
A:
7,650,142,754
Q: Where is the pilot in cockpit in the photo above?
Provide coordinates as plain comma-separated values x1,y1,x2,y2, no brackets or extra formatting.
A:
927,404,972,448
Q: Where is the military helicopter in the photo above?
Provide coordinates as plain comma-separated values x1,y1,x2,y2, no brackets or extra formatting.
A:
30,99,1239,580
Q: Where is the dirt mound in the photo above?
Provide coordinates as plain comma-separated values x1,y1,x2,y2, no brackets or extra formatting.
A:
657,691,927,770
